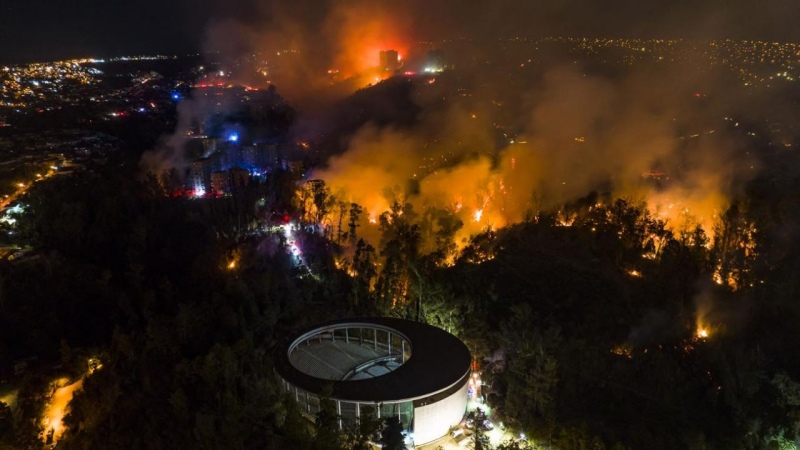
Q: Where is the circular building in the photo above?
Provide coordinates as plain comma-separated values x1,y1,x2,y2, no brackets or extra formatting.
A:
274,317,472,446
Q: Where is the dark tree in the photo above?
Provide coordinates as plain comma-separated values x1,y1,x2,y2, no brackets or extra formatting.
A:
351,406,381,450
0,401,12,445
313,397,343,450
380,416,406,450
347,203,363,244
466,409,490,450
350,239,377,312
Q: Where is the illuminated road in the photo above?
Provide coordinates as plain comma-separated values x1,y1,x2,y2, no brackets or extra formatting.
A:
0,166,59,210
281,223,313,273
0,186,25,210
42,378,83,444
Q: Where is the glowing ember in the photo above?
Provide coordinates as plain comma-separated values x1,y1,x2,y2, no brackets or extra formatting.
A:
611,346,633,359
473,209,483,222
628,269,642,277
226,249,241,271
697,328,709,339
555,210,575,227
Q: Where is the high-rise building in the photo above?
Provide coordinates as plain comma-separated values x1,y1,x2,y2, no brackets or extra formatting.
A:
379,50,400,72
189,138,308,195
229,167,250,192
210,171,231,194
190,158,213,193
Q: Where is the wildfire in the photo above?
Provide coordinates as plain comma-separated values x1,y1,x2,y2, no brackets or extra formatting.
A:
473,209,483,222
627,269,642,278
697,327,710,339
644,191,722,242
555,209,575,227
368,212,378,224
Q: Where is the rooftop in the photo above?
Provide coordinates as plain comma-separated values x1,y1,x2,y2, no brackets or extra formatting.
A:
274,317,472,402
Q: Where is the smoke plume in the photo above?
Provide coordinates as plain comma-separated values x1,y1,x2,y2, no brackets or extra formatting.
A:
143,0,800,251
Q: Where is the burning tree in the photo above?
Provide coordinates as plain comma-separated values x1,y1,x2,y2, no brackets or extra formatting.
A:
711,202,758,290
374,201,421,311
297,179,333,229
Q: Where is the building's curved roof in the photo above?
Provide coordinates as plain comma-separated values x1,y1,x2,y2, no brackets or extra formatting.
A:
274,317,472,402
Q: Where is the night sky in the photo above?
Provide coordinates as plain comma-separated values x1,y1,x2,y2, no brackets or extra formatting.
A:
2,0,800,63
0,0,233,62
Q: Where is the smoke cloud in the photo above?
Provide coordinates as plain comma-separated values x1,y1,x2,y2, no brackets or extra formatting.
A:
312,55,764,245
140,89,244,172
142,0,799,250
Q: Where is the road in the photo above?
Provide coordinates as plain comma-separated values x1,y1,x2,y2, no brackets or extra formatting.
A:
42,378,84,444
0,165,62,210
